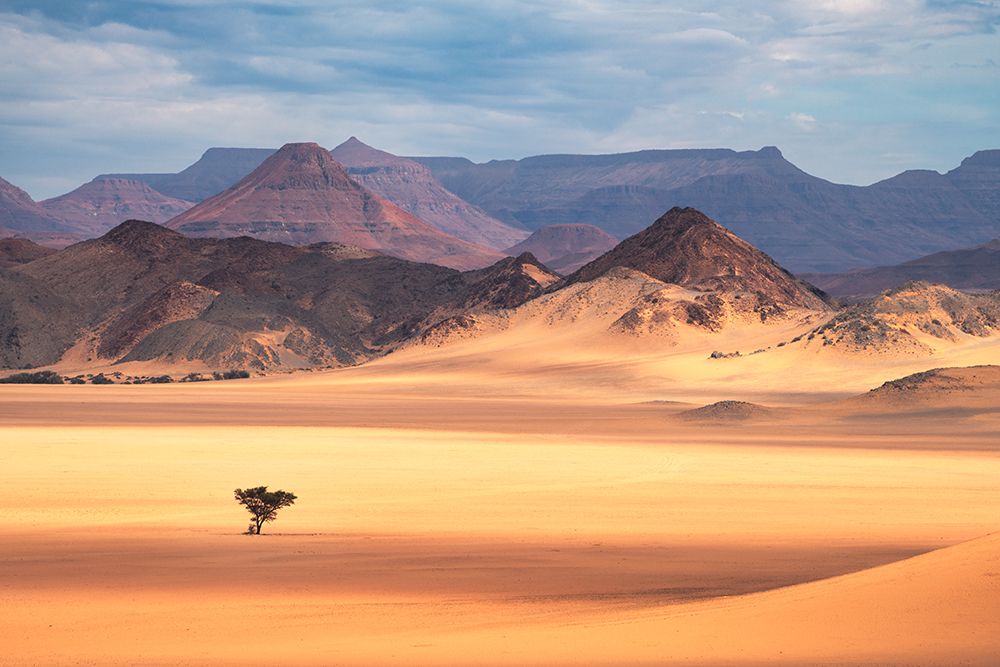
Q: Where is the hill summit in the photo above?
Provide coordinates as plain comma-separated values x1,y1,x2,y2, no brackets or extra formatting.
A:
166,142,502,270
564,207,828,311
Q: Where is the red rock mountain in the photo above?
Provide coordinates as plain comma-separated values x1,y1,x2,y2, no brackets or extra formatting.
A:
0,176,77,245
330,137,527,250
564,207,829,311
166,142,503,270
504,224,618,274
40,177,194,235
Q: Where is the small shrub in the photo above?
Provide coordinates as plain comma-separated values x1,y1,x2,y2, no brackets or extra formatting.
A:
147,375,174,384
91,374,114,385
214,370,251,380
181,373,209,382
67,376,87,384
0,370,64,384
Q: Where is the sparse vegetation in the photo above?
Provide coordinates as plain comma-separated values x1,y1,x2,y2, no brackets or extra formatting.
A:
91,374,114,385
0,370,64,384
214,370,251,380
234,486,297,535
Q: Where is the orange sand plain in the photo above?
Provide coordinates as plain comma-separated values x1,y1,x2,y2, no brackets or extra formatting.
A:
2,333,1000,666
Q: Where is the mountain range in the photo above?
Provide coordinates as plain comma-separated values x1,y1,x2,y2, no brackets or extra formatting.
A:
802,238,1000,299
329,137,527,249
2,140,998,278
6,206,994,377
411,147,1000,272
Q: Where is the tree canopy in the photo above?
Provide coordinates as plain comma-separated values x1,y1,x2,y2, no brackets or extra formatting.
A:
234,486,297,535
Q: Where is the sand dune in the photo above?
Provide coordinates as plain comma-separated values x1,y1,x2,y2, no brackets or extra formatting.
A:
2,301,999,665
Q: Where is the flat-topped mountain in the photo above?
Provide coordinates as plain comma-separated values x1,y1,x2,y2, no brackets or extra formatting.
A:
412,146,1000,272
803,239,1000,299
504,224,618,274
40,177,193,235
331,137,527,250
166,142,504,270
105,147,276,202
564,207,829,312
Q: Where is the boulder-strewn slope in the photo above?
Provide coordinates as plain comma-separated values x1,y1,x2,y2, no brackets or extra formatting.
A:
166,142,503,270
331,137,526,249
794,282,1000,356
413,147,1000,272
504,224,618,274
1,220,554,371
564,207,829,313
803,239,1000,299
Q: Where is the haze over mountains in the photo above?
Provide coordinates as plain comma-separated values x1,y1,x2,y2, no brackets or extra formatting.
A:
412,147,1000,272
39,177,193,236
804,238,1000,299
330,137,527,249
2,139,998,278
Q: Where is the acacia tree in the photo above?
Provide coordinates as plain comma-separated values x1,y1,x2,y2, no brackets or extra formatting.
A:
234,486,297,535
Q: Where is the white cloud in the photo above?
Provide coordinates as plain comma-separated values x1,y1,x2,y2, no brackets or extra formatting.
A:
788,112,817,130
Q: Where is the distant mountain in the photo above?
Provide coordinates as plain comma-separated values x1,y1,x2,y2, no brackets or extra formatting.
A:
40,177,193,236
564,207,829,313
0,237,56,269
411,147,1000,273
0,176,78,245
0,220,553,371
105,147,276,202
802,239,1000,299
166,142,504,270
330,137,527,249
504,224,618,274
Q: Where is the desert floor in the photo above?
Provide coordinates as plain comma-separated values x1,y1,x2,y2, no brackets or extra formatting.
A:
1,340,999,666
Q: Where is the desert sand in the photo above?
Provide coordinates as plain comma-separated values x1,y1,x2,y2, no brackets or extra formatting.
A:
2,324,999,666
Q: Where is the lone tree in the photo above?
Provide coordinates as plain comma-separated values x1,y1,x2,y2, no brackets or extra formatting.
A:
234,486,297,535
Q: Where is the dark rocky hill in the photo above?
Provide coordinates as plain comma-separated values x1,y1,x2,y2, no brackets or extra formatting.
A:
1,220,552,371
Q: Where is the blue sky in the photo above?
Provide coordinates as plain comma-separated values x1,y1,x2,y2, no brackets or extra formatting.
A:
1,0,998,199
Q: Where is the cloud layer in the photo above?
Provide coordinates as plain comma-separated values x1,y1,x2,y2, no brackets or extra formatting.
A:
1,0,998,198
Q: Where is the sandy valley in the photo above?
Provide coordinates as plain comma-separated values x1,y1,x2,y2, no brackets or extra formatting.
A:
2,332,999,665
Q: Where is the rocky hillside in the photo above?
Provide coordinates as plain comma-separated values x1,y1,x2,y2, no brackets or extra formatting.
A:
0,237,56,269
504,224,617,274
331,137,526,249
563,207,829,314
794,282,1000,356
0,220,552,372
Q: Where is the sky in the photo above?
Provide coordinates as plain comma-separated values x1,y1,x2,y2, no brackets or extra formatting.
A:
1,0,998,199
